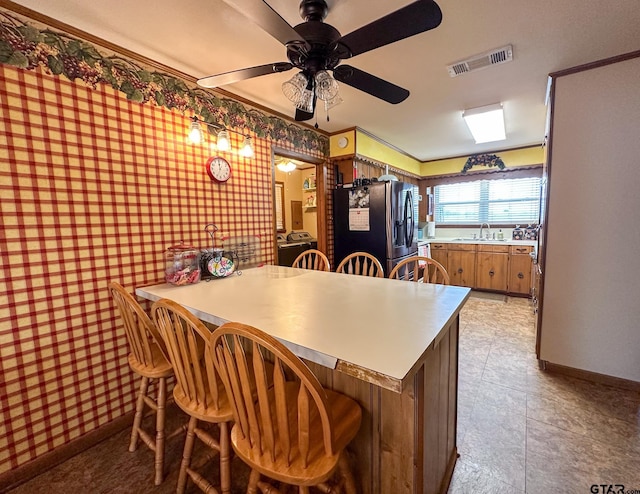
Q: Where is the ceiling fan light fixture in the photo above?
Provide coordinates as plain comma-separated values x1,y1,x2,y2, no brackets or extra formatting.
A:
295,87,315,113
314,70,339,101
240,136,254,158
282,72,308,104
187,117,204,144
462,103,506,144
324,92,343,111
276,161,297,172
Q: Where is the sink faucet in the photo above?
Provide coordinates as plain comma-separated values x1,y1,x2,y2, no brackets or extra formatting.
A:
479,222,491,239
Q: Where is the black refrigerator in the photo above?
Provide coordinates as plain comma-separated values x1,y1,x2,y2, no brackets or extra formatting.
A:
333,181,418,276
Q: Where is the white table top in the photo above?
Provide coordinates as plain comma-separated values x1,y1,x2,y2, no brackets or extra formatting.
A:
136,265,470,391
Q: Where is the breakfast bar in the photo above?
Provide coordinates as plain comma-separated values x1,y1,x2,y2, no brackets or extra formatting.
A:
136,265,470,494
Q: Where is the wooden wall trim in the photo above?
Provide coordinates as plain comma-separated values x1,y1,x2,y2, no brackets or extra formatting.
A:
540,361,640,392
0,413,133,493
549,49,640,80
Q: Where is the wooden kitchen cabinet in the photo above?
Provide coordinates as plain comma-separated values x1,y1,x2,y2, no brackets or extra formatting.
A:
476,244,509,291
429,243,448,270
447,243,476,287
508,245,534,295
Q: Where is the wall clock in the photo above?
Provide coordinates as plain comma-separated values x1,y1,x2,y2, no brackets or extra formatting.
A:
206,156,231,182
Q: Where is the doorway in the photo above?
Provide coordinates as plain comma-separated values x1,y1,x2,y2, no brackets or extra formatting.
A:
273,151,322,266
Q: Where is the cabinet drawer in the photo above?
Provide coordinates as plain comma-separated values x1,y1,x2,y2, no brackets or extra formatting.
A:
478,244,510,253
448,243,477,252
510,245,533,255
430,243,447,251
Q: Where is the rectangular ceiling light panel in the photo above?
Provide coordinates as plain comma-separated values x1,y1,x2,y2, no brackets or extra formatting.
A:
462,103,506,144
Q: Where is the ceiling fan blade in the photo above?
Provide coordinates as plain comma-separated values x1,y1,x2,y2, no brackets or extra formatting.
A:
333,65,410,104
335,0,442,59
220,0,309,49
197,62,293,88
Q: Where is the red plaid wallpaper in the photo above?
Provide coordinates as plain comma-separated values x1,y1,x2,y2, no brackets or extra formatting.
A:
0,60,327,474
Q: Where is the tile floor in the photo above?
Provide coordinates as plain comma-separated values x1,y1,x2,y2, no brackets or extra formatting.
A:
449,293,640,494
6,293,640,493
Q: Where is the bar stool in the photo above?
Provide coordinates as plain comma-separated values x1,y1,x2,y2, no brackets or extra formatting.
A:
211,321,362,493
292,249,331,271
151,298,234,494
108,282,173,485
336,251,384,277
388,256,450,284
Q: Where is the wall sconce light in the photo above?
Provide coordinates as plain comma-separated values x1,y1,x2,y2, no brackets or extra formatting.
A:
239,136,254,158
187,116,254,158
462,103,506,144
216,129,230,151
188,116,204,144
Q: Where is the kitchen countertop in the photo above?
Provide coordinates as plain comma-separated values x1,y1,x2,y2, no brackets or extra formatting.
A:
419,237,537,247
136,265,470,392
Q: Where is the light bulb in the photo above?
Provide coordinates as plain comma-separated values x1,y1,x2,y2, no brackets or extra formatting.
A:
240,136,254,158
217,129,230,151
188,118,204,144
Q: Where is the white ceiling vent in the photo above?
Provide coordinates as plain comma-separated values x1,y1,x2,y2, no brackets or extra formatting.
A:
447,45,513,77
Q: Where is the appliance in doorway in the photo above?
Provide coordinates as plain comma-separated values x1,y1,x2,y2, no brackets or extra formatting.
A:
333,181,418,276
276,231,317,267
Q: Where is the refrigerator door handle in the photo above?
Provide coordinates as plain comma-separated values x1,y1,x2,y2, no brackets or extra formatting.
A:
404,190,415,247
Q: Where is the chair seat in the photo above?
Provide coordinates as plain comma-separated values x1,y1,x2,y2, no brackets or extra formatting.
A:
128,343,173,379
230,382,361,486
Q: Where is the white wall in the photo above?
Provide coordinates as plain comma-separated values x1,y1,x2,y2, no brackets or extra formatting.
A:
540,56,640,381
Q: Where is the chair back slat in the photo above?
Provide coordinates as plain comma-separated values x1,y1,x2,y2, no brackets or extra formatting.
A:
292,249,331,272
253,344,276,461
218,342,251,440
108,282,167,368
273,358,292,465
388,256,450,285
298,384,311,468
234,335,263,453
151,299,223,409
212,323,337,468
336,252,384,278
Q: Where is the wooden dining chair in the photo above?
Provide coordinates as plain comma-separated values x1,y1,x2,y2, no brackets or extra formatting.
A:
211,321,362,494
108,282,174,485
292,248,331,272
388,256,450,284
336,251,384,278
151,299,234,494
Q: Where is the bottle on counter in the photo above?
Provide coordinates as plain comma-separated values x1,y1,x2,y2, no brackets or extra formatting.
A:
498,229,504,240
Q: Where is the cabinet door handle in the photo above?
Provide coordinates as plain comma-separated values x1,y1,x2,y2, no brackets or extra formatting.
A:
458,268,463,274
489,270,495,276
518,272,524,279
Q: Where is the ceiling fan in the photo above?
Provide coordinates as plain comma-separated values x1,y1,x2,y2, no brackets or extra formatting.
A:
197,0,443,122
